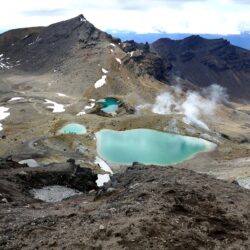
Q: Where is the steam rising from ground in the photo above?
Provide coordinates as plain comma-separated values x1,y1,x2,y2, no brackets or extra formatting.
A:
149,84,228,131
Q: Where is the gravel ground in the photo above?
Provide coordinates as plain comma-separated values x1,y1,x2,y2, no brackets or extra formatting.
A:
1,163,250,249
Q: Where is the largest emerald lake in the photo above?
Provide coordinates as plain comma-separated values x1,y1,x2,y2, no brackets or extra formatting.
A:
96,129,216,166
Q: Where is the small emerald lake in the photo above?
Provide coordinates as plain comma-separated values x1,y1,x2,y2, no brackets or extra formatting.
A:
97,97,121,113
96,129,216,166
58,123,87,135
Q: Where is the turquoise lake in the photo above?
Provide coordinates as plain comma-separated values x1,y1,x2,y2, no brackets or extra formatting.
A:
96,129,216,166
97,97,121,113
58,123,87,135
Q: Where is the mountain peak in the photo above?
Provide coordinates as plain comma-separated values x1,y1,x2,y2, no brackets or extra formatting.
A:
62,14,88,24
152,35,250,100
78,14,86,20
0,14,105,72
184,35,203,41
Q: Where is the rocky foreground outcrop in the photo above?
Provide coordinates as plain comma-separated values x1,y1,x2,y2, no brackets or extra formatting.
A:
1,162,250,249
0,159,97,206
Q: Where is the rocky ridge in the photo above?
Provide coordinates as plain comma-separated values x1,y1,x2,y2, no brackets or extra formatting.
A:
152,35,250,100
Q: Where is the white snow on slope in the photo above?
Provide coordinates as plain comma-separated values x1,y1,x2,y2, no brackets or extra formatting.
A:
56,93,67,97
80,16,87,22
115,58,122,64
96,174,110,187
237,177,250,190
0,107,10,131
8,97,24,102
0,54,13,69
129,51,135,57
0,63,11,69
0,107,10,120
45,99,65,113
19,159,39,167
95,157,113,187
94,75,107,88
85,102,95,110
95,156,113,174
76,111,86,116
77,99,96,116
110,43,116,47
102,68,108,74
0,60,12,69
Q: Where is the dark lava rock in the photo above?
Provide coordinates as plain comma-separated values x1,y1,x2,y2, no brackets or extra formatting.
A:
0,156,26,169
120,40,168,81
0,160,97,205
1,165,250,249
0,14,111,72
152,35,250,100
15,162,98,192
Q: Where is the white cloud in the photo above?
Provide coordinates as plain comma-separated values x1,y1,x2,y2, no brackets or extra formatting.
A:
0,0,250,34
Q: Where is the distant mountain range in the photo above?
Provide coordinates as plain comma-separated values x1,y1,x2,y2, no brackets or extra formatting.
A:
1,16,250,100
108,31,250,51
152,35,250,100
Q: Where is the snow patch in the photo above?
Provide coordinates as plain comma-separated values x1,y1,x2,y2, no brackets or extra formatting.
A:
80,16,86,22
0,114,7,131
19,159,39,167
45,99,65,113
102,68,108,74
30,185,82,203
56,93,67,97
110,43,116,47
95,157,113,174
95,157,113,187
76,111,86,116
0,107,10,125
129,51,135,57
78,99,96,114
0,54,13,69
8,97,24,102
237,177,250,190
94,75,107,88
84,102,95,110
96,174,110,187
115,58,122,64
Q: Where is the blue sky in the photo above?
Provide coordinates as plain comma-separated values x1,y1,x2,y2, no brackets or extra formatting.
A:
0,0,250,34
